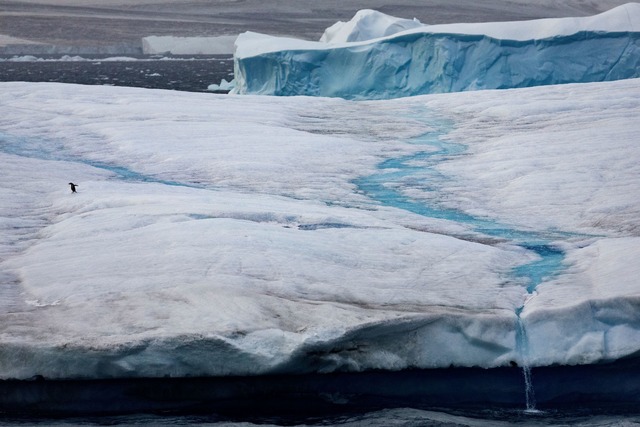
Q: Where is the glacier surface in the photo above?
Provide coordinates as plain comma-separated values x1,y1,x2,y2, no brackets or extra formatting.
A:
1,78,639,380
233,4,640,99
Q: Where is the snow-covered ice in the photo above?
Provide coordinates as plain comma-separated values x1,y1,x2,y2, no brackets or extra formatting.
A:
1,76,639,379
319,9,423,43
233,4,640,99
207,78,235,92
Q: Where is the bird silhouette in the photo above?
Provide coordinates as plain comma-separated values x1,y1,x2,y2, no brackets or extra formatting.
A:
68,182,78,193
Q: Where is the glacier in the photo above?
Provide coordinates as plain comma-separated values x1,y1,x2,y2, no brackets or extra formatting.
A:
233,4,640,99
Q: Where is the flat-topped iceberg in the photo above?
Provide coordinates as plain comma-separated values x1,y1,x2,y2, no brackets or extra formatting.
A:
1,78,640,381
233,4,640,99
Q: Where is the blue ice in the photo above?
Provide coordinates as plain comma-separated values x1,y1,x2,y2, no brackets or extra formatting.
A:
235,31,640,99
355,117,569,294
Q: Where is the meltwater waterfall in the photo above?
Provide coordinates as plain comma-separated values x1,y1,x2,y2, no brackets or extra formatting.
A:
516,307,537,412
355,111,573,412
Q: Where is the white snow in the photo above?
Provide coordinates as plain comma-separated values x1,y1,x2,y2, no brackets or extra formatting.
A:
320,9,422,43
1,78,639,379
523,237,640,365
402,2,640,41
208,78,235,91
233,4,640,98
416,81,640,365
420,81,640,235
239,4,640,55
318,3,640,45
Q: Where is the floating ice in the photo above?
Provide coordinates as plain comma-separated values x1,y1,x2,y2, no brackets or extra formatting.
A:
319,9,423,43
0,78,639,380
208,78,235,91
233,4,640,99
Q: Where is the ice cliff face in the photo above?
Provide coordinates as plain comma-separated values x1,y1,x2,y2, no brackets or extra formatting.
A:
233,4,640,99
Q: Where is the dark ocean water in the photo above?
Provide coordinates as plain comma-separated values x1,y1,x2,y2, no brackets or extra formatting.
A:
2,359,640,426
0,55,234,93
1,57,640,426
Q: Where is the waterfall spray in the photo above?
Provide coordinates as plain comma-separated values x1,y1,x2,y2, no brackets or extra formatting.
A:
516,307,538,412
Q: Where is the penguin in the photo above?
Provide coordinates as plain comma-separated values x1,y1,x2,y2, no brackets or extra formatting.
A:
68,182,78,193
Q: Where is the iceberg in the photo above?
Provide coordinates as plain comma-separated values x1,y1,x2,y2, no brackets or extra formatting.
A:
207,78,235,92
319,9,423,43
1,78,640,383
233,4,640,99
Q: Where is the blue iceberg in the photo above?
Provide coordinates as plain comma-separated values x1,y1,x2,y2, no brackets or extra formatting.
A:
233,4,640,99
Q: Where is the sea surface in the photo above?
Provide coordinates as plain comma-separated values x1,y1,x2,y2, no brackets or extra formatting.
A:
1,411,639,427
0,55,234,93
2,406,640,427
1,57,640,427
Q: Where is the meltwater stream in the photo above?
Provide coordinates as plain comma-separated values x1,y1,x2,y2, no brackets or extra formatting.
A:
355,116,567,290
355,113,569,412
0,132,201,189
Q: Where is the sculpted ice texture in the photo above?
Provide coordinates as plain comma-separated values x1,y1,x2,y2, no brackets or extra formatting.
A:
233,4,640,99
1,76,639,379
1,0,639,384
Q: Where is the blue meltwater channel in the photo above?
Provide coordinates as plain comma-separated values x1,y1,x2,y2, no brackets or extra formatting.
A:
0,132,200,189
354,113,569,412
